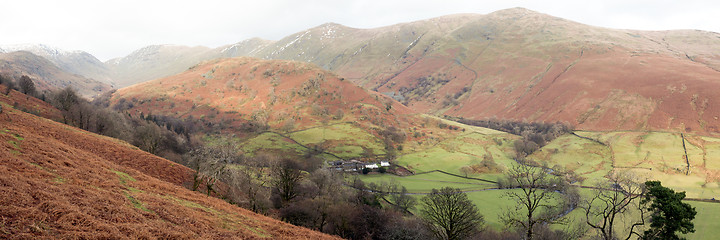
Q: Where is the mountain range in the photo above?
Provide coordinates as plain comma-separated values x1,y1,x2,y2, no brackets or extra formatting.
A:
3,7,720,135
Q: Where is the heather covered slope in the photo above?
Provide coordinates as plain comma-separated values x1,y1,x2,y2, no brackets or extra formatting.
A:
0,51,112,98
0,97,338,239
229,8,720,135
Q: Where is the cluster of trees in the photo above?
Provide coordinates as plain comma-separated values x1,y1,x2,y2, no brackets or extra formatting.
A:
396,74,451,105
442,86,471,107
184,146,434,239
1,76,193,159
38,87,196,162
0,74,39,98
453,117,572,158
378,125,406,158
582,172,697,240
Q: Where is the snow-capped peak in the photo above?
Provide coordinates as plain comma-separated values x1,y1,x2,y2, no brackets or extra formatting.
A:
0,43,74,57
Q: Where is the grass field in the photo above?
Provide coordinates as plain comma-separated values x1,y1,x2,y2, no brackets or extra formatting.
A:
358,171,720,239
573,131,720,199
358,171,495,193
289,123,387,158
685,201,720,239
359,129,720,238
532,134,613,182
357,172,509,228
395,131,517,181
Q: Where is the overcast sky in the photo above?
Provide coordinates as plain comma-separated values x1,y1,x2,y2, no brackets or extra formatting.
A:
1,0,718,61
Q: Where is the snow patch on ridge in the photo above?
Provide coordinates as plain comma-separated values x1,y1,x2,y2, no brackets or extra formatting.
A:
0,43,73,57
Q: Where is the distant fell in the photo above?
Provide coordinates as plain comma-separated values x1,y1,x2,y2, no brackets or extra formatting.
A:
15,8,720,134
223,8,720,135
0,51,112,98
0,44,114,86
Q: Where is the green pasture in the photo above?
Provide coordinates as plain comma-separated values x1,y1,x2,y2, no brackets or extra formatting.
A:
289,123,386,158
366,129,720,237
531,134,613,182
572,131,720,199
357,171,495,193
239,132,308,156
685,201,720,240
395,131,517,180
359,171,720,239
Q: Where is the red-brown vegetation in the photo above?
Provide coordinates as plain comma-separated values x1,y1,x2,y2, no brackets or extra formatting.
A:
0,85,60,120
0,99,339,239
112,57,416,138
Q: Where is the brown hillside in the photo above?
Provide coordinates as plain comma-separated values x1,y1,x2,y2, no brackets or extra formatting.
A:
226,8,720,135
102,8,720,134
0,85,61,120
0,99,339,239
0,51,112,98
112,57,414,134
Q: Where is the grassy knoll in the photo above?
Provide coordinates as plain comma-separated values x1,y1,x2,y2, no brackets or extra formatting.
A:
203,133,308,157
395,131,517,180
531,134,613,182
239,132,307,156
289,123,386,158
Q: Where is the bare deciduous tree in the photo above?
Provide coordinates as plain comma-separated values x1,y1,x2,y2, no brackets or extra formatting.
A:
386,180,416,213
1,75,14,95
582,171,648,240
223,154,271,213
185,146,236,195
271,158,304,204
18,75,35,96
420,187,485,240
133,123,164,155
500,163,573,240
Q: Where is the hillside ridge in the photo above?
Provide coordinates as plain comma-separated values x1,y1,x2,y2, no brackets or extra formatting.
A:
0,86,339,239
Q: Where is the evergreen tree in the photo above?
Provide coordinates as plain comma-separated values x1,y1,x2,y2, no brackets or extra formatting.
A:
641,181,696,240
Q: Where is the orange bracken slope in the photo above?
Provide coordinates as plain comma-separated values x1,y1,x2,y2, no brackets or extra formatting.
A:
112,57,415,133
0,96,339,239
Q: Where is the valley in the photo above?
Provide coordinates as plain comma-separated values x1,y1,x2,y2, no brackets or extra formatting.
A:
1,6,719,240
